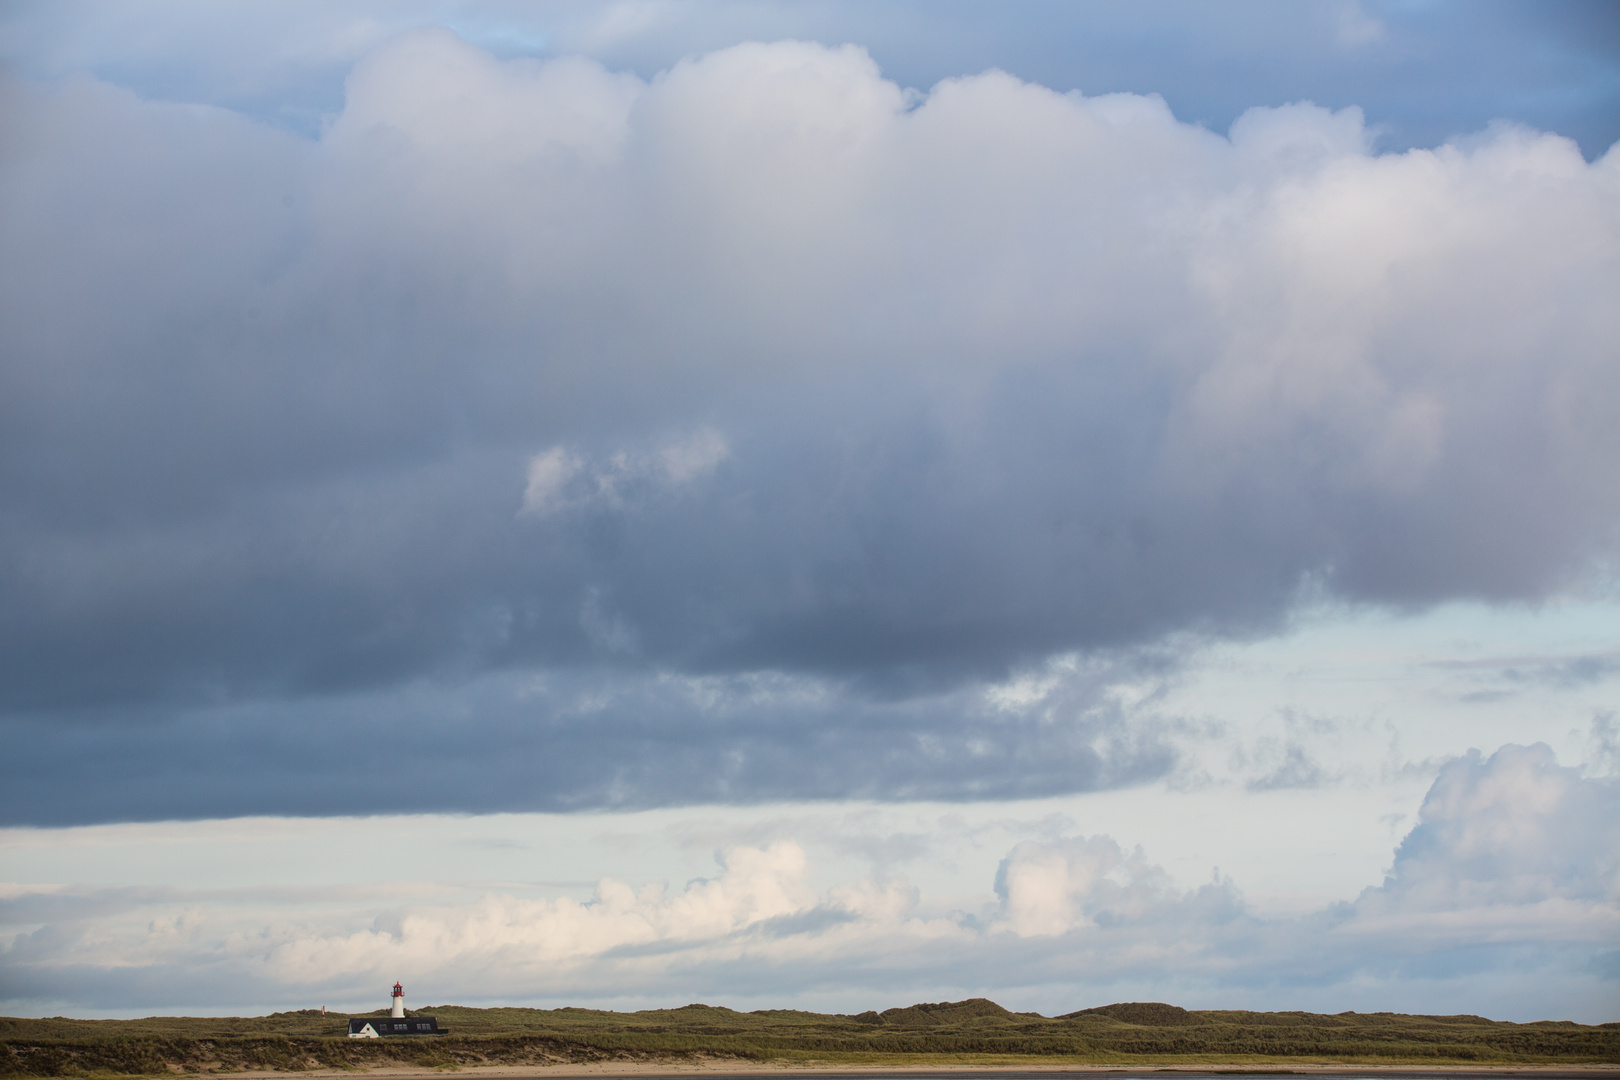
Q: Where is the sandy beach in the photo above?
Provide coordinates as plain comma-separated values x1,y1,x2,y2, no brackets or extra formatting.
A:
210,1065,1620,1080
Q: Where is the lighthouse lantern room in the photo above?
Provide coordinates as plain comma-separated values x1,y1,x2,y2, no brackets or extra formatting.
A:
347,983,448,1038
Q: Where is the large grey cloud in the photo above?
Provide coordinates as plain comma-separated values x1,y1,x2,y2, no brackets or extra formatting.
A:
2,33,1618,821
0,657,1178,825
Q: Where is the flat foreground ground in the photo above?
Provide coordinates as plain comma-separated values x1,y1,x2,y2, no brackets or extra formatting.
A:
211,1066,1620,1080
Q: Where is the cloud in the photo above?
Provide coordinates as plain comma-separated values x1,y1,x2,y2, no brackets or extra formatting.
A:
258,839,822,985
660,428,730,484
1345,743,1620,933
1246,743,1331,791
992,835,1228,937
1429,649,1620,705
0,653,1177,825
2,32,1619,820
521,429,730,516
521,447,584,515
1333,2,1387,48
5,2,1618,156
3,745,1614,1019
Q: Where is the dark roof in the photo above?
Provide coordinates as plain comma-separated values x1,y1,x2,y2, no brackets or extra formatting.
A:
348,1016,446,1035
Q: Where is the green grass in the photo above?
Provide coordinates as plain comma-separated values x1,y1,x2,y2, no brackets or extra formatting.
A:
3,998,1617,1077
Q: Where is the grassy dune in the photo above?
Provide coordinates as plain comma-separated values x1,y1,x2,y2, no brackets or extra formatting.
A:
4,998,1617,1077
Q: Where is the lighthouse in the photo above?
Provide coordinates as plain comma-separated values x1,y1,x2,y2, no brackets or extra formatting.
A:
347,983,447,1038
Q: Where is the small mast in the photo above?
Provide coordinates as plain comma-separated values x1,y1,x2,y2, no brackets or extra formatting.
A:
390,982,405,1018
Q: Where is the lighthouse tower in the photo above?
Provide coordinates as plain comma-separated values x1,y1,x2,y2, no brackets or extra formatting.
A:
347,984,444,1038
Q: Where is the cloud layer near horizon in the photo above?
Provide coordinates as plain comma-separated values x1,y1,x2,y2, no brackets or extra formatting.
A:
3,744,1615,1021
2,32,1619,822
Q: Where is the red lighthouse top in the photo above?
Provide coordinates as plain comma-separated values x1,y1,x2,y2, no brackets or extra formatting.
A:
393,983,403,997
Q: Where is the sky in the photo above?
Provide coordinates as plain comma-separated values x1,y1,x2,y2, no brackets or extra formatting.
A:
1,0,1618,1024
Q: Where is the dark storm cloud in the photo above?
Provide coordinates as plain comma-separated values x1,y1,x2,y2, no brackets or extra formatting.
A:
2,32,1618,822
0,654,1176,825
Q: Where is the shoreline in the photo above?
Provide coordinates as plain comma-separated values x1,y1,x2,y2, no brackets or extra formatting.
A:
208,1066,1620,1080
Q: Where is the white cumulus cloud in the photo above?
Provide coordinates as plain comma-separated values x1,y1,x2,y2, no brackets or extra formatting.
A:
5,745,1614,1018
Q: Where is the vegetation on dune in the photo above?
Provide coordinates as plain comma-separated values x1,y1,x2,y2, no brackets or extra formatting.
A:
3,998,1616,1077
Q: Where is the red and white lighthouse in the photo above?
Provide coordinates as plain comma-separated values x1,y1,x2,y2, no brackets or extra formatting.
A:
347,984,444,1038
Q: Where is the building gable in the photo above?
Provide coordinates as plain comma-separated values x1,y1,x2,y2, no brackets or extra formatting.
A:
347,1016,446,1037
